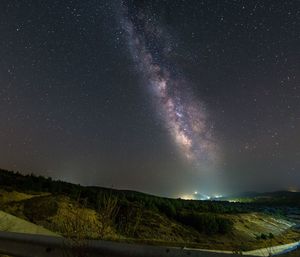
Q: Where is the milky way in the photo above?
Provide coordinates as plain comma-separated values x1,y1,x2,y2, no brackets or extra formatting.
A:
121,3,218,167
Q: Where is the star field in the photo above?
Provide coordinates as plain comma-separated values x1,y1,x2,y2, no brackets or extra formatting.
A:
0,0,299,196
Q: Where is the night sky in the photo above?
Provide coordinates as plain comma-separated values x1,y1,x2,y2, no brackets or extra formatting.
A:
1,0,299,197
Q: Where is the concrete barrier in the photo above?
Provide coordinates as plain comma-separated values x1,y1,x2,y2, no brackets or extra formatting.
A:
0,231,243,257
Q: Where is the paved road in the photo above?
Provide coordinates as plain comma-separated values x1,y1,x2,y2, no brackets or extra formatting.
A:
0,231,299,257
196,241,300,256
243,241,300,256
0,231,243,257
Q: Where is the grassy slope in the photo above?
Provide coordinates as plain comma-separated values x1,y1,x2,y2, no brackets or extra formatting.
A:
0,210,58,236
0,189,58,236
0,169,299,252
0,190,35,203
1,190,299,251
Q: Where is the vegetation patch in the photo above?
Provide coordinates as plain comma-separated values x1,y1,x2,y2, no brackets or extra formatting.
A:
175,212,233,234
23,196,58,222
0,169,300,252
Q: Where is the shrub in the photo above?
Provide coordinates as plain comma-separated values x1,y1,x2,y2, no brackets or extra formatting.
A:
115,202,142,237
260,233,267,240
23,197,58,222
157,200,176,218
175,212,233,235
217,217,233,234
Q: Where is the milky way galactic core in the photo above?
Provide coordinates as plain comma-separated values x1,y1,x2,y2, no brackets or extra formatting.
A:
121,3,219,169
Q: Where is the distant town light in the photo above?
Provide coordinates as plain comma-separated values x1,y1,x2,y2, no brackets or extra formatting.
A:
288,186,298,192
214,194,223,198
181,194,195,200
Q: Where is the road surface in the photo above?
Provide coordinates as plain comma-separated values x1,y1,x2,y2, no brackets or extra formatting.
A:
0,231,299,257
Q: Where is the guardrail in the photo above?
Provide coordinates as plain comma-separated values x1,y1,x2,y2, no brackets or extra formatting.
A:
0,231,243,257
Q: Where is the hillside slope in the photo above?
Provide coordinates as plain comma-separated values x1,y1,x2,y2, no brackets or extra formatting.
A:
0,169,299,251
1,191,299,251
0,210,58,236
